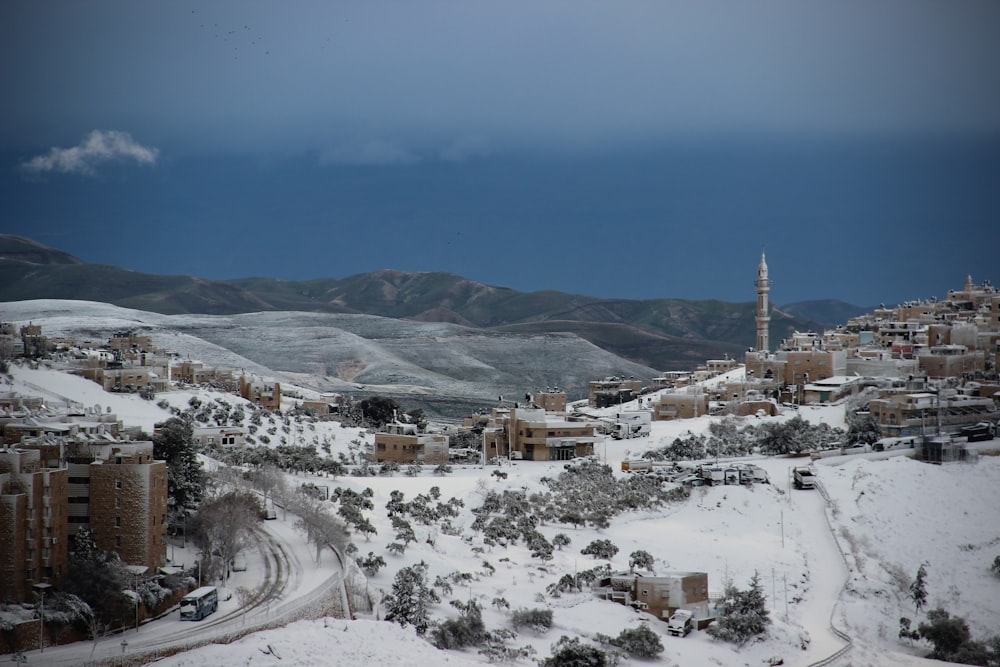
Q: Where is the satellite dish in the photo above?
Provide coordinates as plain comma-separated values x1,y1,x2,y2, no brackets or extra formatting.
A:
94,403,102,414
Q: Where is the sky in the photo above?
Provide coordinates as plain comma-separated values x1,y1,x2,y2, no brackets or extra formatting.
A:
1,1,999,306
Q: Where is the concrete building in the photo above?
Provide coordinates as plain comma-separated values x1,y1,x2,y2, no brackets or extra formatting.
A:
239,375,281,410
372,423,449,465
588,378,643,409
594,571,710,622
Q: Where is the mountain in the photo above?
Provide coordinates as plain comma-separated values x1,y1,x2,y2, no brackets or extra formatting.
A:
779,299,872,328
0,234,826,371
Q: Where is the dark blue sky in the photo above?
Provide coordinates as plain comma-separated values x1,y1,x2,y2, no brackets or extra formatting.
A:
2,1,998,306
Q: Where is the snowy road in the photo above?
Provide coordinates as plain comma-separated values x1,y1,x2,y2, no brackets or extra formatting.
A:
26,509,343,666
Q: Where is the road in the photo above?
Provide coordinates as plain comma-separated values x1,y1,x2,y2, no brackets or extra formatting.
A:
28,511,344,666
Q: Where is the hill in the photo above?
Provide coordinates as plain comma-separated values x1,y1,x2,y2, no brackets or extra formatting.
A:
0,234,828,370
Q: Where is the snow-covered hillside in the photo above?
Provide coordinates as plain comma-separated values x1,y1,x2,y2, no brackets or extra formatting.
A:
1,299,658,416
3,310,999,667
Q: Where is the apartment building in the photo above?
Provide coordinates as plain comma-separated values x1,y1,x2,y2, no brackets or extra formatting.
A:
652,386,709,421
0,448,69,603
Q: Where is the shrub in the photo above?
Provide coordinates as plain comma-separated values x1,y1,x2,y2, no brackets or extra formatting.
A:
431,600,486,650
611,624,664,658
541,636,609,667
510,607,553,633
581,539,618,560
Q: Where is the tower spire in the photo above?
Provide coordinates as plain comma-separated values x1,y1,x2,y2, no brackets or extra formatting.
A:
755,251,771,353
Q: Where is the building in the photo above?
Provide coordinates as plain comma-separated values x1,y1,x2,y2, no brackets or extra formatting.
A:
192,426,246,448
588,378,643,409
755,252,771,353
505,408,596,461
372,422,449,465
594,571,710,622
652,386,709,421
868,390,1000,438
172,361,235,387
0,448,69,603
239,375,281,410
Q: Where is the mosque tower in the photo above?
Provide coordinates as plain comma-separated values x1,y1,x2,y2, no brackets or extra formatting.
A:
755,252,771,353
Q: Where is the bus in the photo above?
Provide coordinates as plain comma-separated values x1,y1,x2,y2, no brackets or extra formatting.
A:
179,586,219,621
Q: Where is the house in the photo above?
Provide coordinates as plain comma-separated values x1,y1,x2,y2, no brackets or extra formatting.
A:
239,375,281,410
594,571,710,622
588,377,643,408
373,422,449,465
192,426,246,448
506,408,596,461
652,386,709,421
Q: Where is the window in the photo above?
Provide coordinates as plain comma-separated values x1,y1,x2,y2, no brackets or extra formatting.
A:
25,569,35,580
115,536,121,548
115,497,121,508
116,479,122,489
115,516,121,527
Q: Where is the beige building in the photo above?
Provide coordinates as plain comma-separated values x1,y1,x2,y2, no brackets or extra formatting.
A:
239,375,281,410
652,387,709,421
372,423,449,465
595,571,710,621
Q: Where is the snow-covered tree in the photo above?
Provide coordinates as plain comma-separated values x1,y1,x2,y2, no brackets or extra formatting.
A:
910,563,929,615
581,539,618,560
707,571,771,645
628,549,655,573
384,562,439,635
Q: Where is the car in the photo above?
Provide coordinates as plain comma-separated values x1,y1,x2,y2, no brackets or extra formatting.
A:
264,508,277,520
231,556,247,572
960,422,995,442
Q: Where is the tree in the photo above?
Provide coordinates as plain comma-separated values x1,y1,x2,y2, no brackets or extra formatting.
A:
611,624,664,658
356,396,399,429
991,555,1000,577
581,539,619,560
628,550,655,573
431,600,486,650
909,563,929,615
61,529,133,629
707,571,771,644
917,608,972,661
153,417,206,518
356,552,387,577
553,534,571,550
291,492,350,564
846,414,881,446
189,489,262,585
541,636,609,667
384,562,438,635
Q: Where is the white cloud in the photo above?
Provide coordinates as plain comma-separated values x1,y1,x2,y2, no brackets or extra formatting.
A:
20,130,159,177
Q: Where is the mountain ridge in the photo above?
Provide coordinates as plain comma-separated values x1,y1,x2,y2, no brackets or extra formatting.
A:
0,234,839,370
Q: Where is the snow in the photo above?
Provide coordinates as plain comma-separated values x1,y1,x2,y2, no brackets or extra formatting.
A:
3,306,999,666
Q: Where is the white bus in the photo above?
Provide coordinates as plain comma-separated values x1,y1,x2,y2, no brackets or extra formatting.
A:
179,586,219,621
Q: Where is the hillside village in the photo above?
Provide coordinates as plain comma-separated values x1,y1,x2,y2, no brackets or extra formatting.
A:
1,268,999,666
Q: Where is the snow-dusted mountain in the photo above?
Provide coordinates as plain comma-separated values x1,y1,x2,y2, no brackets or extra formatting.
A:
1,299,657,416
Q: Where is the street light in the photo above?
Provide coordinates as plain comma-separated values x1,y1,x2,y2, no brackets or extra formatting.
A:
33,582,52,653
124,565,148,633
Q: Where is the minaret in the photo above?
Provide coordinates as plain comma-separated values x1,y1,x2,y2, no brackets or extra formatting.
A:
755,252,771,353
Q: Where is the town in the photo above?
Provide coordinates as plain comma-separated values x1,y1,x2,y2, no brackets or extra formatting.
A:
1,266,999,666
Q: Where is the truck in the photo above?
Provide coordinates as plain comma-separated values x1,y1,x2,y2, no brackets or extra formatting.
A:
611,411,652,440
793,466,816,490
621,459,653,472
666,609,694,637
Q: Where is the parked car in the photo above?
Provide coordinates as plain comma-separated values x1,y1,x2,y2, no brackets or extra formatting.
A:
960,422,996,442
231,556,247,572
667,609,694,637
264,507,277,520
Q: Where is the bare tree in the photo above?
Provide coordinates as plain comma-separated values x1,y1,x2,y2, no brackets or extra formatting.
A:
289,492,349,564
190,489,263,585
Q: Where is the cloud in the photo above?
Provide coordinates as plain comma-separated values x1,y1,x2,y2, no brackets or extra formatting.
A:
19,130,159,177
318,140,419,166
